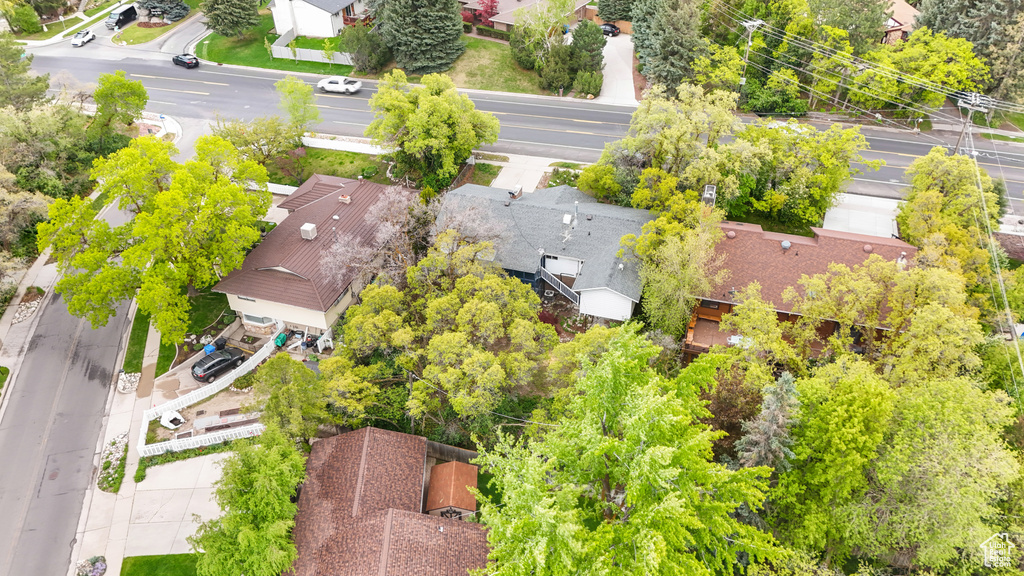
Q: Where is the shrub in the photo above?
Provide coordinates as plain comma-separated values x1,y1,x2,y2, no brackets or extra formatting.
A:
510,26,536,70
476,25,510,41
339,23,391,74
135,441,234,483
361,165,378,178
10,5,42,34
461,10,473,23
573,70,603,97
548,167,580,187
463,21,472,33
540,44,574,92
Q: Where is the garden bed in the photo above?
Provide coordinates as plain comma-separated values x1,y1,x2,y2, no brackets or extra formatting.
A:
172,311,237,368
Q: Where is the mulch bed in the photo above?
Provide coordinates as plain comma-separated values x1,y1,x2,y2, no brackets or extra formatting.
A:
632,54,647,102
137,21,169,28
20,289,43,304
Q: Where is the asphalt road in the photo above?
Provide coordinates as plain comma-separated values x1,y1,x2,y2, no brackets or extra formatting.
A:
0,295,130,576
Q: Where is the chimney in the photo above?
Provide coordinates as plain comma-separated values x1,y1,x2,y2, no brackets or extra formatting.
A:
300,223,317,240
508,185,523,200
339,195,351,204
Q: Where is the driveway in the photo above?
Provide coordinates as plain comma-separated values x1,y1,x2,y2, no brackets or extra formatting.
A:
597,33,637,106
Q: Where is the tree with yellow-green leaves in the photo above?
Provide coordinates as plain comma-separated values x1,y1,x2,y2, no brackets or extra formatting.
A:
340,230,557,423
37,135,270,344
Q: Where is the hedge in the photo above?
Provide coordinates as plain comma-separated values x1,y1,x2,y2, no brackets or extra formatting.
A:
463,22,472,33
476,25,510,41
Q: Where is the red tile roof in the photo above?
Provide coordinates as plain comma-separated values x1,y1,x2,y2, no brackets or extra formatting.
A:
706,222,916,312
291,428,488,576
214,175,394,312
426,461,479,513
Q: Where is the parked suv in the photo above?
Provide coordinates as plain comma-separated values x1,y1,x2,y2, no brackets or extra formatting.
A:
191,348,246,383
105,4,137,30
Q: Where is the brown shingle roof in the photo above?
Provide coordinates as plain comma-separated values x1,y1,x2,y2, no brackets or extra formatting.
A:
706,222,917,312
292,428,487,576
426,461,479,513
214,175,394,312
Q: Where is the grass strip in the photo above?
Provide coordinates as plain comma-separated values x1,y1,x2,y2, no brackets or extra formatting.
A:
123,311,150,373
156,339,176,375
469,163,500,186
120,553,198,576
18,16,84,40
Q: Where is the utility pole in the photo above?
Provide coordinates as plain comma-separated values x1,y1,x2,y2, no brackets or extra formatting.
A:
739,19,765,88
954,92,990,155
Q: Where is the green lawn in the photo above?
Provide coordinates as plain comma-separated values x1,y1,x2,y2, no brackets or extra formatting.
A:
197,12,353,76
267,148,391,186
469,163,500,186
123,311,151,373
728,212,816,237
156,339,175,375
446,35,546,95
187,290,229,334
292,35,348,51
17,16,84,40
981,133,1024,143
0,366,9,391
121,554,198,576
85,0,121,17
117,0,200,45
550,161,584,169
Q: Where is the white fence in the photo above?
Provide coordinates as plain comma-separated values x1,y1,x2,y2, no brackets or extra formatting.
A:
136,320,286,457
271,30,354,66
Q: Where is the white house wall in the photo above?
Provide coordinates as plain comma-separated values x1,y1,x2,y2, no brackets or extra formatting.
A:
270,1,295,35
226,294,330,330
292,2,337,37
578,289,635,322
543,256,582,277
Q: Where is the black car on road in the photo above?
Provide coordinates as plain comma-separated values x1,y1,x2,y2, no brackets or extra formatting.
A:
172,54,199,69
600,23,621,36
191,347,246,383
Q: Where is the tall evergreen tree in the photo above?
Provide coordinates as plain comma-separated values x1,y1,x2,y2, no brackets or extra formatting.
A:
0,32,49,111
641,0,707,91
989,10,1024,103
630,0,662,64
917,0,1021,58
200,0,261,38
597,0,631,21
736,372,801,471
375,0,465,74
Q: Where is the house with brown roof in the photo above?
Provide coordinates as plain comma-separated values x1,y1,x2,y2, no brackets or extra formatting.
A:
883,0,919,44
462,0,590,32
291,427,488,576
214,175,396,334
685,222,916,354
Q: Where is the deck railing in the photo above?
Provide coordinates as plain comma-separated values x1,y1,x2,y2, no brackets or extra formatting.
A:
539,267,579,305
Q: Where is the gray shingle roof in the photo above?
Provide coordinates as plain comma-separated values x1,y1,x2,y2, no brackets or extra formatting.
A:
442,185,654,301
299,0,356,15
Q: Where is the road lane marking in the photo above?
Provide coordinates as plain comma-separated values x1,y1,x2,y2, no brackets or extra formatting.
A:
318,104,371,112
851,178,910,187
489,110,625,126
131,73,228,86
496,138,605,151
473,97,637,115
146,86,209,95
500,123,621,137
148,100,178,105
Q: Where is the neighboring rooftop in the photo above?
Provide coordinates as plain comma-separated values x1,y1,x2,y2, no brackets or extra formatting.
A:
291,427,488,576
296,0,357,15
426,461,479,514
707,222,917,312
443,184,654,301
462,0,589,26
214,175,391,312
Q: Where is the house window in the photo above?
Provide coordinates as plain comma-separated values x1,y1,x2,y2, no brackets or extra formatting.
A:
331,288,350,309
700,300,719,309
237,295,256,302
242,314,274,326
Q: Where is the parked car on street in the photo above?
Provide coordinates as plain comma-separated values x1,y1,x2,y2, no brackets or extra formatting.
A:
172,54,199,68
71,29,96,47
105,4,137,29
191,347,246,383
317,76,362,94
600,23,621,36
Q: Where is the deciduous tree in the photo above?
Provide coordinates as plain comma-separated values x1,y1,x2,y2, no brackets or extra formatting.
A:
37,136,271,344
189,426,306,576
339,22,392,74
92,70,149,137
275,75,321,132
211,115,302,165
806,0,888,54
365,71,499,189
0,32,49,111
200,0,261,38
474,327,779,575
511,0,573,65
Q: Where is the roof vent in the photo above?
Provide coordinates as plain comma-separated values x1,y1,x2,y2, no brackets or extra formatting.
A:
726,230,736,239
863,244,873,253
781,240,791,251
300,223,317,240
339,195,351,204
563,214,572,225
503,200,510,207
333,215,340,220
586,214,593,220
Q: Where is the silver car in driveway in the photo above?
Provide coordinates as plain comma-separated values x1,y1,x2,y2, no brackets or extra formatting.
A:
71,29,96,47
317,76,362,94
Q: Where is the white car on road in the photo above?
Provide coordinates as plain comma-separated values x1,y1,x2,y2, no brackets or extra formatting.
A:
71,29,96,47
317,76,362,94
